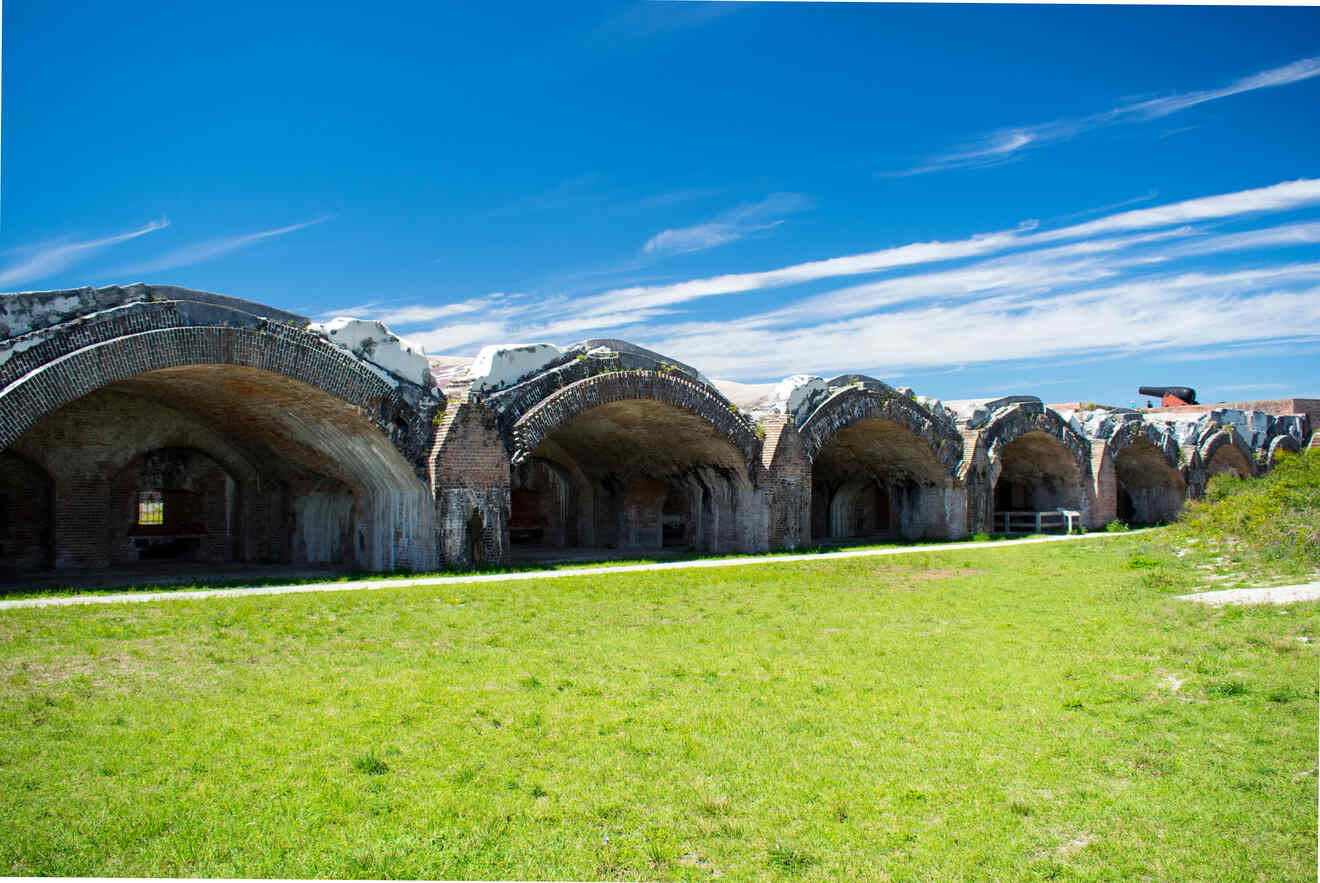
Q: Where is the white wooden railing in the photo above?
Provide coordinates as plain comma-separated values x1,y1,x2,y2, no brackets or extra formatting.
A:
993,509,1082,535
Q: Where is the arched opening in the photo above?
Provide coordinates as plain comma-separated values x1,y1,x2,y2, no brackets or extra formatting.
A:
1113,439,1185,525
466,509,485,566
111,447,238,563
2,363,433,585
1206,443,1252,479
510,397,755,562
0,450,55,576
810,417,962,542
991,431,1084,533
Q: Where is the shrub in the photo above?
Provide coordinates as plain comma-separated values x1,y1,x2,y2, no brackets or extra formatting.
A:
1172,449,1320,570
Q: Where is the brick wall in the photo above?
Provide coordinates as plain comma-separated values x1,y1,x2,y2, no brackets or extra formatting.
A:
430,398,511,566
760,414,810,550
1091,442,1117,527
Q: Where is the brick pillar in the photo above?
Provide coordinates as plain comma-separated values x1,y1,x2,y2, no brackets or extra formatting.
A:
959,430,991,534
1181,445,1206,500
760,415,810,550
429,395,510,568
1091,441,1117,527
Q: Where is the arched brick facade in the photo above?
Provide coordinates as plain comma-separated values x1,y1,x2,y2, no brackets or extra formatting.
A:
981,405,1092,479
974,404,1094,530
1,309,440,574
510,370,761,473
798,384,964,474
1106,421,1180,471
1104,421,1186,525
800,385,967,542
0,317,432,471
1198,428,1255,479
1268,433,1301,463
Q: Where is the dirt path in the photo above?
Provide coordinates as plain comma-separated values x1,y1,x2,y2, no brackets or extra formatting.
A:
0,530,1145,611
1178,582,1320,606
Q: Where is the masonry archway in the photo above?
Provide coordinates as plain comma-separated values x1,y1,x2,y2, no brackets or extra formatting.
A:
0,323,436,576
1108,424,1185,525
1200,429,1254,480
507,371,762,559
984,407,1091,532
801,386,964,542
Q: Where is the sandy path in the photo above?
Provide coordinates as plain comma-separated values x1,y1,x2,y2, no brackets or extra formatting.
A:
1178,582,1320,606
0,530,1143,611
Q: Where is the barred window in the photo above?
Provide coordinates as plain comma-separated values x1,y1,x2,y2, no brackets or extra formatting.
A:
137,490,164,525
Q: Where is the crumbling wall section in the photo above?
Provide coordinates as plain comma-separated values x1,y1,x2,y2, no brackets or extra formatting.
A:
430,397,511,567
760,414,811,550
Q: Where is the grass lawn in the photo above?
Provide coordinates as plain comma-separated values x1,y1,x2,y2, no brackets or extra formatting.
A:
0,533,1315,880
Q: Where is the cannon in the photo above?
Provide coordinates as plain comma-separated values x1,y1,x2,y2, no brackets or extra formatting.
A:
1139,386,1197,406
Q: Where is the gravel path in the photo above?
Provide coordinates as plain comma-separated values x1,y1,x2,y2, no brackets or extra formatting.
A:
0,529,1143,611
1178,582,1320,606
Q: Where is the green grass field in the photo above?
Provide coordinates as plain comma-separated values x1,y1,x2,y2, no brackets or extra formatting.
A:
1,532,1315,880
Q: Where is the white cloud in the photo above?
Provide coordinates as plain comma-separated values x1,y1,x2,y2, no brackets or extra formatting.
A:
640,272,1320,381
368,294,514,327
341,179,1320,389
409,320,515,355
576,178,1320,317
112,217,328,276
642,192,810,256
895,56,1320,175
0,218,169,289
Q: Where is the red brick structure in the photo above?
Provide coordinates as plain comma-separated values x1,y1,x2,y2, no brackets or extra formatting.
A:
0,289,439,577
0,284,1312,580
759,415,811,551
797,382,967,541
972,403,1095,533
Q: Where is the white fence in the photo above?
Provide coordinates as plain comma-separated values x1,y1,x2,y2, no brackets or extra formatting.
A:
993,509,1082,535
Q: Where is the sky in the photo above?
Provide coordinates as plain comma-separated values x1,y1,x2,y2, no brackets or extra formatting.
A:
3,1,1319,406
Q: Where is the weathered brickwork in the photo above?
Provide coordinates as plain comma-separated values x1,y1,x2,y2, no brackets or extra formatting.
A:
512,371,761,473
430,396,511,567
0,322,434,473
759,415,811,550
800,385,967,542
969,403,1095,530
1,284,1311,579
1198,428,1256,480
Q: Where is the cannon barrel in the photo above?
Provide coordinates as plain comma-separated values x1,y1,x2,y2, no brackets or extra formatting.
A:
1139,386,1197,404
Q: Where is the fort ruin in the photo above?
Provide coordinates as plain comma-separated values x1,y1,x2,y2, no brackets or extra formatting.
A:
1,284,1313,580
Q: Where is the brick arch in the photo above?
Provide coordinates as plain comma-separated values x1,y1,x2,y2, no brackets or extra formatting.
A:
1199,428,1255,478
510,370,761,472
1268,433,1300,463
0,322,425,467
1106,421,1180,472
980,405,1092,482
798,384,963,475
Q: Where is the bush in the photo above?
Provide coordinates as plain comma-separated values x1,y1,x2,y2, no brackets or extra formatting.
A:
1173,449,1320,569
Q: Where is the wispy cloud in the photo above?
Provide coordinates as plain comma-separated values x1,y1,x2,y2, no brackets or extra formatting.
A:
333,293,516,327
574,178,1320,317
336,178,1320,382
643,192,811,256
0,218,169,289
891,56,1320,176
113,217,328,276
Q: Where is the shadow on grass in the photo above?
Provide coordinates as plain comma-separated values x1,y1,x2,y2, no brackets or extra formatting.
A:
0,529,1123,602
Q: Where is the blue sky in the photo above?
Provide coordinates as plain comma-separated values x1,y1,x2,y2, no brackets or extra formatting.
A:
3,1,1318,405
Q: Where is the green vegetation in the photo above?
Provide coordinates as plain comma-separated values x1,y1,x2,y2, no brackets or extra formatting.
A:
1173,448,1320,572
0,533,1070,602
0,535,1314,880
